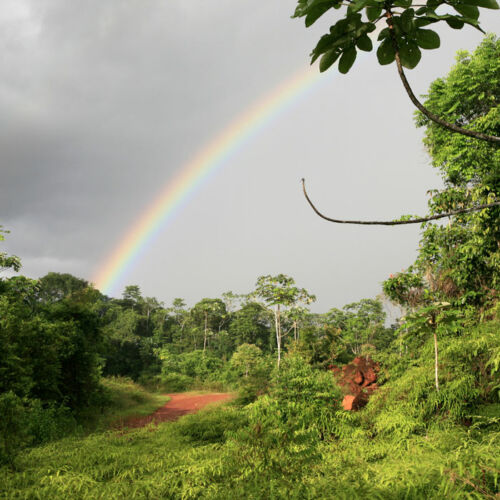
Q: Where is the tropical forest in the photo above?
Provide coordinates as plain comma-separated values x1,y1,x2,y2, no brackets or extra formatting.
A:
0,1,499,499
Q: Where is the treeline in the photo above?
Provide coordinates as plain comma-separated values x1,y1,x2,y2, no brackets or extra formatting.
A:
0,260,395,408
0,235,398,463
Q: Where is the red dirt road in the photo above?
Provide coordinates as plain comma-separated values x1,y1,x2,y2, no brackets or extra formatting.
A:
119,392,233,429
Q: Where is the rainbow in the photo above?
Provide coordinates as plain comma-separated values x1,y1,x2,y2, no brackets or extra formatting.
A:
93,67,328,295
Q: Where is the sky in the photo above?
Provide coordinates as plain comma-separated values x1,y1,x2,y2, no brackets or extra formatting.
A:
0,0,497,312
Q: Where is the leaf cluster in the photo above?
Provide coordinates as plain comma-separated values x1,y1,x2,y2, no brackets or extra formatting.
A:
293,0,498,73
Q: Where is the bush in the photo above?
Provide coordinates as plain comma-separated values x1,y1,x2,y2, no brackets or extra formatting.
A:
175,406,248,444
26,400,78,446
159,373,194,392
0,392,29,465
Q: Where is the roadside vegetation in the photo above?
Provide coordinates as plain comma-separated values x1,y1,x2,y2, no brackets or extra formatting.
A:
0,35,498,499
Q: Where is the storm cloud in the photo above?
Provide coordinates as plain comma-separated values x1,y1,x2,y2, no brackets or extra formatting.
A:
0,0,495,310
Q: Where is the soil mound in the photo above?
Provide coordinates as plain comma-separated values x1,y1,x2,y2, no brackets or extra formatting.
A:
330,357,379,411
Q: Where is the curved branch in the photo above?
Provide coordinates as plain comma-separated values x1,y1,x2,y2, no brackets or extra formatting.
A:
301,179,500,226
394,52,500,144
384,13,500,145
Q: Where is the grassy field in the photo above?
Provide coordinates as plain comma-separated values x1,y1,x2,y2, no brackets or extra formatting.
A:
1,400,498,499
95,377,170,430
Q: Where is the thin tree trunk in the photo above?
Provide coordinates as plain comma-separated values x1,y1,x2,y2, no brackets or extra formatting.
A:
275,304,281,369
203,311,208,353
434,330,439,392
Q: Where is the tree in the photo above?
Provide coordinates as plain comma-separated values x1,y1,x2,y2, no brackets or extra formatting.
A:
293,0,499,145
121,285,142,310
0,227,20,273
254,274,316,368
326,298,389,355
229,301,271,351
382,37,499,310
37,272,89,303
190,298,227,353
230,344,263,378
414,36,500,305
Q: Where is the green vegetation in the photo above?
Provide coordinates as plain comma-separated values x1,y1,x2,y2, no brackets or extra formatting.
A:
0,35,499,499
97,378,169,429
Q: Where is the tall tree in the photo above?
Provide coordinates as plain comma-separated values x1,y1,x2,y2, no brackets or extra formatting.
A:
326,298,388,355
37,272,89,303
190,298,227,353
254,274,315,367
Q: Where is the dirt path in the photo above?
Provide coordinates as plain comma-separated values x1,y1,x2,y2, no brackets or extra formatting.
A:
119,392,233,429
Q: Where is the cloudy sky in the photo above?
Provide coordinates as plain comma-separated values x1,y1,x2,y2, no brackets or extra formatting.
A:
0,0,497,311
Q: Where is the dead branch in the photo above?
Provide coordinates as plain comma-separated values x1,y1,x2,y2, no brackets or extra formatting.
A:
301,179,500,226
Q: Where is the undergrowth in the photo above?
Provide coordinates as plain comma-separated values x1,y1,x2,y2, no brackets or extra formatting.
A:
0,319,498,499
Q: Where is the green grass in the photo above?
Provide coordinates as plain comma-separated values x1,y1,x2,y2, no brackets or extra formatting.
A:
95,377,169,430
0,402,498,499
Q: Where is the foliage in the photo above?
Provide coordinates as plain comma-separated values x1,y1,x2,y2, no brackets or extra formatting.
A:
293,0,498,74
414,35,500,305
98,377,168,428
254,274,316,367
0,392,29,466
0,227,21,273
175,405,248,444
2,317,498,498
230,343,263,378
326,298,394,355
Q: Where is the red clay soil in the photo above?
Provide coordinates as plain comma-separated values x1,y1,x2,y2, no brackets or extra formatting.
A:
117,392,233,429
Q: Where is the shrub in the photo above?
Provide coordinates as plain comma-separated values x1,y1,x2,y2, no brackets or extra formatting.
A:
0,392,29,465
160,373,194,392
176,406,248,444
26,400,78,446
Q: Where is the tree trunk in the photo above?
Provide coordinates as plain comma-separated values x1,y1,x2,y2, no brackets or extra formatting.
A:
203,311,208,354
275,304,281,369
433,330,439,392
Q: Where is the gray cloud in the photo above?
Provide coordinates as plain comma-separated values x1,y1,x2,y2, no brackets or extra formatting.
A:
0,0,496,310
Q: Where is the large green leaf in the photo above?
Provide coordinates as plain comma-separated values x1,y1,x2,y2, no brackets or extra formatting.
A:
338,46,357,73
400,9,415,33
347,0,369,13
305,2,337,26
356,34,373,51
377,27,390,40
452,3,480,18
415,29,441,49
414,17,436,27
399,40,422,68
377,38,395,65
319,48,341,72
312,34,335,57
445,16,465,28
462,0,499,8
366,5,382,20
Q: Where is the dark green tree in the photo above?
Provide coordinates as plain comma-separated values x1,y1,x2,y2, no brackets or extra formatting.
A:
37,272,89,303
229,302,271,352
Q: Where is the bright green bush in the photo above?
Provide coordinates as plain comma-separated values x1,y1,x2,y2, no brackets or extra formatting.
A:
176,406,248,444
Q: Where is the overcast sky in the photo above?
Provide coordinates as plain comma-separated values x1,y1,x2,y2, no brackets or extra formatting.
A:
1,0,497,311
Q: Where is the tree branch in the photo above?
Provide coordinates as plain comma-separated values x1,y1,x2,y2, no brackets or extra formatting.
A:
301,179,500,226
385,13,500,144
394,51,500,144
